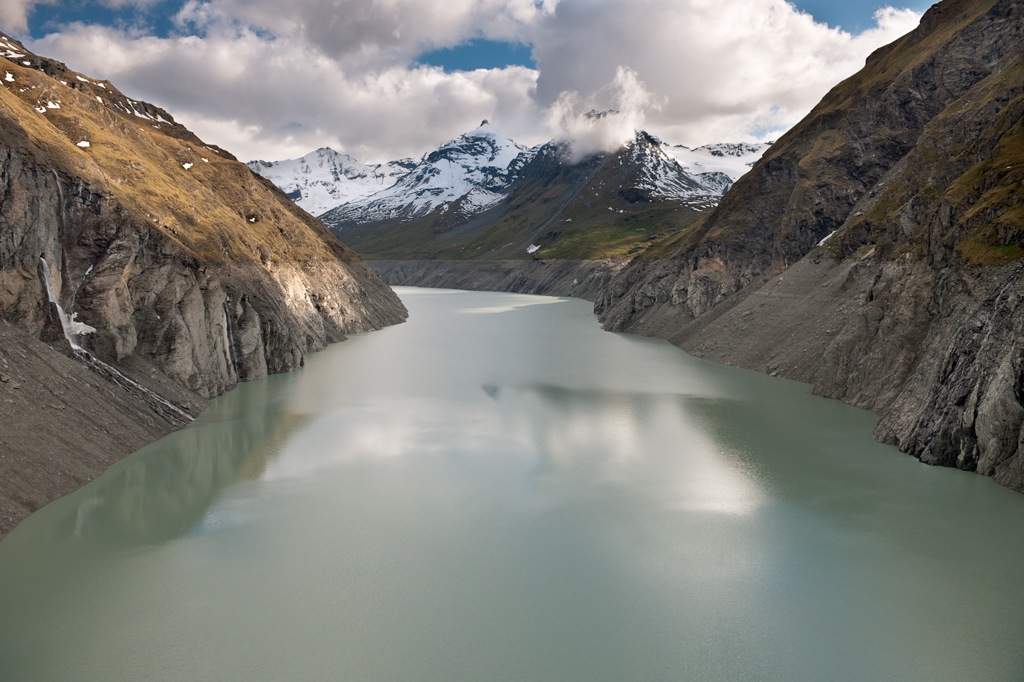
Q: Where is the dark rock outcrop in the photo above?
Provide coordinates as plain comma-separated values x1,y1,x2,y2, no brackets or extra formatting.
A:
596,0,1024,489
371,259,626,302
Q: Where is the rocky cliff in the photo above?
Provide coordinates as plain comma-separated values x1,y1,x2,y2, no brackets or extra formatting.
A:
0,35,406,537
597,0,1024,489
371,259,626,302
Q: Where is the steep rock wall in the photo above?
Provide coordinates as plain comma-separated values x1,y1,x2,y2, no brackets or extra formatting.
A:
0,150,405,399
371,259,626,302
596,0,1024,489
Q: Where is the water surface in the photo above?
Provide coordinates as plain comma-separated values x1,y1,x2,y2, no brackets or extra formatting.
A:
2,288,1023,681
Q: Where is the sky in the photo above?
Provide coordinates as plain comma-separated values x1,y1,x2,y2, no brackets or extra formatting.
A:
1,0,933,164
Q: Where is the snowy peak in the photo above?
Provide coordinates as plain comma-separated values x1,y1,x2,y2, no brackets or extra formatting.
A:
321,124,532,225
624,131,725,203
257,123,766,235
247,148,410,217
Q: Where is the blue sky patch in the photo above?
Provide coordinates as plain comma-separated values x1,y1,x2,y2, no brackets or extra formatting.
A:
28,0,183,38
790,0,933,33
417,39,536,73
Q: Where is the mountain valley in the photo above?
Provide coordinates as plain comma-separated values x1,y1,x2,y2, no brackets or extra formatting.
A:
0,34,407,536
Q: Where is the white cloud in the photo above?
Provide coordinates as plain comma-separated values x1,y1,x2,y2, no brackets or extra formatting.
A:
546,66,660,162
32,22,541,162
27,0,923,163
531,0,923,147
0,0,43,33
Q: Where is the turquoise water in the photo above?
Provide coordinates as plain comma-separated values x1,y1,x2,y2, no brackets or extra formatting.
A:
1,288,1023,681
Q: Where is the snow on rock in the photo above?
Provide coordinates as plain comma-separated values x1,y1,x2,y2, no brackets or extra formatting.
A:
628,131,724,202
247,147,413,217
257,121,761,228
817,228,841,246
666,141,772,183
322,121,532,224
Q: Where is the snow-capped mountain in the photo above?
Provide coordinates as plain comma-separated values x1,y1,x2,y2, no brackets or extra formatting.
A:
667,141,772,184
247,148,414,217
628,131,729,204
320,121,530,227
251,122,771,250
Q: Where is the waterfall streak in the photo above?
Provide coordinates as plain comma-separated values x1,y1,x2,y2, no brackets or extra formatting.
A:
39,257,193,425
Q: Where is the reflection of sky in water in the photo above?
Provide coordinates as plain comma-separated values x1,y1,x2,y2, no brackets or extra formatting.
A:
260,383,763,518
261,287,762,519
4,288,1024,682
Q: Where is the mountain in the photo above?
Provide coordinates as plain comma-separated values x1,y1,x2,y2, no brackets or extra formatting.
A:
246,148,414,217
320,121,530,226
0,33,406,536
596,0,1024,489
248,120,767,261
318,129,737,260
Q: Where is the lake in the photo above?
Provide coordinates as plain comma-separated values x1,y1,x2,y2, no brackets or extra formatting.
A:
1,287,1023,681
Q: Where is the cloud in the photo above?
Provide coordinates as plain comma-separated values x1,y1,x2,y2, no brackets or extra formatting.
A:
531,0,923,147
32,22,541,162
546,66,660,162
174,0,553,71
0,0,45,33
26,0,923,163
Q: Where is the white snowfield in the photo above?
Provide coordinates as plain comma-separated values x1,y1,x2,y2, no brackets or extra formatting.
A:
666,142,772,182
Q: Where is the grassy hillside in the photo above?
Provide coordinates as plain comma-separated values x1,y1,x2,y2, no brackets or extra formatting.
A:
0,36,359,269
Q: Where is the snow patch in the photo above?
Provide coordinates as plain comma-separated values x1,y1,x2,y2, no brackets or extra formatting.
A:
817,229,840,246
666,142,771,182
182,162,193,170
77,141,90,148
4,72,12,82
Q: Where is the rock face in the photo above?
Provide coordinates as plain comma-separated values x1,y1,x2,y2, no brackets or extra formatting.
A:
597,0,1024,489
0,35,406,537
371,259,627,302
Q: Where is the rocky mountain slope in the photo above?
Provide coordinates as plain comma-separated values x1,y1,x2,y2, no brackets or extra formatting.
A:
596,0,1024,489
320,130,736,261
248,121,766,263
247,148,414,217
0,34,407,537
